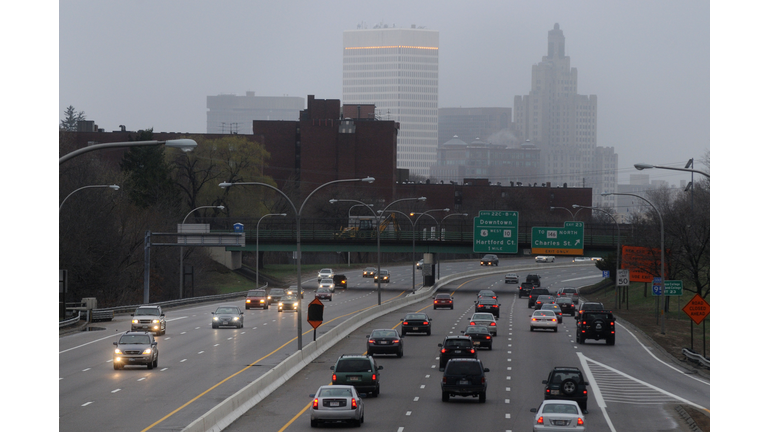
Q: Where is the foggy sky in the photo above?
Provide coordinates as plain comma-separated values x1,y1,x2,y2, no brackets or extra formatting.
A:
58,0,710,185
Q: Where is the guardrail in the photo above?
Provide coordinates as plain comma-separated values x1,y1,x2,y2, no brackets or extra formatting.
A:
59,311,82,328
682,348,710,369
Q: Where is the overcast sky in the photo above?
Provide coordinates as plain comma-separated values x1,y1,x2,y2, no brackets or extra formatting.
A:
57,0,710,186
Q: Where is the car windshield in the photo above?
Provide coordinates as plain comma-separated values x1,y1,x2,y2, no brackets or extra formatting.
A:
282,295,297,302
335,359,373,373
435,294,450,299
269,289,284,295
319,387,352,398
135,308,160,316
317,288,329,293
247,290,265,297
119,335,151,344
473,313,494,320
586,313,612,320
551,370,583,383
215,307,239,314
542,403,579,414
379,270,389,275
444,339,472,348
534,310,555,317
445,361,482,375
465,327,487,335
321,279,333,284
405,314,427,320
371,330,398,338
320,269,332,273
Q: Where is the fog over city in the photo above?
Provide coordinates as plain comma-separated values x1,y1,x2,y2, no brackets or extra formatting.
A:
57,1,709,185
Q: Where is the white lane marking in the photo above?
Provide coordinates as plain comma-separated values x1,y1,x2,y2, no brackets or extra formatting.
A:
398,428,404,432
561,275,603,282
180,359,187,363
425,375,430,378
505,399,510,404
82,368,91,372
420,385,425,389
160,368,168,371
111,389,121,393
406,411,412,416
138,377,146,381
59,333,121,354
413,397,419,401
198,351,204,354
505,413,510,419
82,402,93,407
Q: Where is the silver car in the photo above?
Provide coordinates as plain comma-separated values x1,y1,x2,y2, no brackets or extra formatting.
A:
317,268,334,282
319,278,336,293
505,273,519,284
212,306,244,328
530,399,586,431
310,385,364,427
468,312,498,336
530,310,559,332
131,305,166,335
112,331,158,370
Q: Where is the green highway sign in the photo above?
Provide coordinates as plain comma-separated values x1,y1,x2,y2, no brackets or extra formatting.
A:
473,211,518,254
665,280,683,296
531,221,584,255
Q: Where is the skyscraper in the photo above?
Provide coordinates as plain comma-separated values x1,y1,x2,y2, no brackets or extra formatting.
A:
343,24,439,178
514,24,617,207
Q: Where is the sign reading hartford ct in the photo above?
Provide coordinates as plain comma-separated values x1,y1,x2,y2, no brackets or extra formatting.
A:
531,221,584,256
473,211,518,254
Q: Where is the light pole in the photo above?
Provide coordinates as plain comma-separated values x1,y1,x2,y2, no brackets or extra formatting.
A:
410,209,449,282
220,176,374,351
179,205,226,298
437,212,468,279
60,139,197,164
347,203,373,266
60,184,120,212
378,209,417,293
331,197,426,305
550,206,575,219
634,162,710,178
602,192,666,334
256,213,287,288
573,205,621,309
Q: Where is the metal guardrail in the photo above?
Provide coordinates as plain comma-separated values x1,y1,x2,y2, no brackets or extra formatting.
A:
682,348,710,368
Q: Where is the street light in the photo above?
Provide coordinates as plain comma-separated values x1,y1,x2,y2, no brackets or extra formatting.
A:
573,204,621,309
634,162,710,178
59,184,120,212
549,206,575,219
346,203,373,266
256,213,287,289
331,196,426,305
179,205,225,298
437,212,468,278
220,176,374,350
60,139,197,164
602,192,666,334
410,208,449,282
377,209,417,293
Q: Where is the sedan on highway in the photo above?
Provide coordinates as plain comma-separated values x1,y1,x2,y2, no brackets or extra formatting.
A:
373,269,390,283
317,268,334,282
505,273,519,284
468,312,498,336
278,294,300,312
267,288,285,305
556,297,576,316
535,295,556,310
319,278,336,293
535,255,556,263
531,310,559,332
112,331,158,370
462,325,493,350
362,267,376,278
315,287,333,301
433,293,454,309
475,298,501,318
366,329,403,357
401,312,432,335
530,400,586,432
211,306,244,328
310,385,364,428
541,303,563,323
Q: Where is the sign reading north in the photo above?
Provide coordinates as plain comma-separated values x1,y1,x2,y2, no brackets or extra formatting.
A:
473,211,518,254
531,221,584,255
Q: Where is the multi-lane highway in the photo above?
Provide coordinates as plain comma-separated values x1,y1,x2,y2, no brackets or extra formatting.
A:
59,259,709,431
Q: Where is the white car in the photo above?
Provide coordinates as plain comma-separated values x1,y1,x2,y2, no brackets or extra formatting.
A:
531,399,586,431
572,257,591,262
530,310,559,332
504,273,519,284
319,278,336,293
468,312,498,336
535,256,555,263
310,385,364,428
317,268,334,281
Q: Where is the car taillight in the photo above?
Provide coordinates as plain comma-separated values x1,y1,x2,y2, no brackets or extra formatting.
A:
332,374,337,382
492,305,498,308
537,416,544,424
546,388,550,394
351,398,357,409
481,377,485,384
423,321,429,325
368,339,375,344
434,300,438,304
470,349,475,354
486,336,491,340
442,377,447,384
490,322,496,326
470,322,476,325
393,339,400,344
441,348,447,353
372,374,377,381
403,321,409,325
577,418,584,426
313,398,318,409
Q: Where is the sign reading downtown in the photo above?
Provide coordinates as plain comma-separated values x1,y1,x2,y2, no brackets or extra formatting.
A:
473,211,518,254
531,221,584,256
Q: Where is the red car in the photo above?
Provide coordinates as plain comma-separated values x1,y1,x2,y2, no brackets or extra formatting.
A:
433,294,454,310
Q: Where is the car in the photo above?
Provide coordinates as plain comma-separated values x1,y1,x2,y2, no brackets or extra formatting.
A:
555,297,576,316
590,257,604,262
362,267,376,278
332,274,348,290
477,289,497,300
366,329,403,357
480,254,499,266
519,282,534,298
526,274,542,287
574,301,605,321
540,303,563,323
475,297,501,318
130,305,166,335
535,255,556,263
112,331,159,370
211,306,244,328
468,312,498,336
528,288,551,308
245,289,269,310
530,400,586,431
462,325,493,350
330,354,382,397
416,259,424,270
318,268,334,282
572,257,591,262
315,287,333,301
310,385,364,428
437,336,477,370
278,294,300,312
535,295,556,310
542,366,590,411
441,358,490,403
433,293,454,309
267,288,286,304
505,273,519,284
401,312,432,335
319,278,336,293
285,286,304,299
577,309,616,345
530,310,559,332
373,269,390,283
556,287,580,301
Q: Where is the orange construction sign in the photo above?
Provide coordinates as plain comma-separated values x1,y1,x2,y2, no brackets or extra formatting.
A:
307,297,324,329
682,294,710,325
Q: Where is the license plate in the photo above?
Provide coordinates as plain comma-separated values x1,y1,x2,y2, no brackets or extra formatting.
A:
551,390,560,395
380,341,388,344
473,341,481,346
222,321,229,325
553,420,567,426
349,376,360,381
455,350,463,353
459,380,469,385
330,401,340,407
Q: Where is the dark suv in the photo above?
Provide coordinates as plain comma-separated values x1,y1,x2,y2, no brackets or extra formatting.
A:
528,288,551,308
518,282,534,298
526,274,541,287
542,367,589,411
574,301,605,321
330,354,383,397
332,274,348,290
438,336,477,370
577,310,616,345
441,358,490,403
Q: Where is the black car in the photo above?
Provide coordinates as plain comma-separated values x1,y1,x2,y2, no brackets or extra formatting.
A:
574,301,605,321
441,358,490,403
555,297,576,316
438,336,477,370
534,295,556,310
112,331,159,370
267,288,285,305
330,354,382,397
526,274,542,287
401,312,432,335
518,282,534,298
477,289,497,300
211,306,244,328
333,274,348,290
540,303,563,323
528,288,550,308
366,329,403,357
475,298,501,318
543,367,590,411
480,254,499,266
462,325,493,350
577,309,616,345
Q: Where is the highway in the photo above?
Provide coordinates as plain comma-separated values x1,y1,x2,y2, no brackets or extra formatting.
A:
58,259,709,431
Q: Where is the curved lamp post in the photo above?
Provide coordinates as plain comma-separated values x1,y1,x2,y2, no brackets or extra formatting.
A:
602,192,666,334
573,204,621,309
59,184,120,212
634,162,710,178
179,205,225,298
256,213,287,288
220,176,374,350
60,139,197,165
377,209,417,293
410,208,449,281
437,212,468,278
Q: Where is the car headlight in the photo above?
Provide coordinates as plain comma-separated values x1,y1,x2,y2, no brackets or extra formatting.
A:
152,319,160,324
246,299,251,303
132,319,139,324
142,348,153,355
293,302,299,307
213,317,219,321
114,348,123,354
232,317,239,321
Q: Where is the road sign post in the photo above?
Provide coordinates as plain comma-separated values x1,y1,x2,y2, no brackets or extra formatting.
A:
473,211,518,254
307,298,324,341
531,221,584,256
617,269,629,287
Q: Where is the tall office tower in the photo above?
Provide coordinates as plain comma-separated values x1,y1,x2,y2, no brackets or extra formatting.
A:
513,24,617,208
206,92,304,134
343,24,439,178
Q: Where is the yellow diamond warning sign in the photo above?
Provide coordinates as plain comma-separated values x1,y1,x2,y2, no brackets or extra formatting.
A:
682,294,709,325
